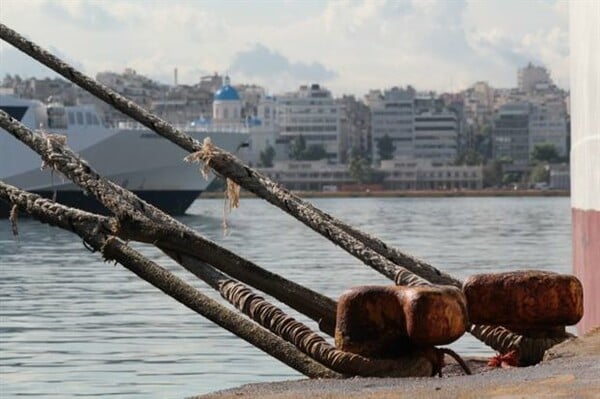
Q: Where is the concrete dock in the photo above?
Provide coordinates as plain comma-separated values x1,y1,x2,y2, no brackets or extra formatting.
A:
198,328,599,399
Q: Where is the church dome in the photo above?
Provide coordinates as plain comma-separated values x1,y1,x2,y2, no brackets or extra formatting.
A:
214,76,240,101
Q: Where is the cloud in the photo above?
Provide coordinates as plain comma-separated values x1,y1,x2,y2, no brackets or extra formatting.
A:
0,0,570,95
41,0,123,31
229,44,336,88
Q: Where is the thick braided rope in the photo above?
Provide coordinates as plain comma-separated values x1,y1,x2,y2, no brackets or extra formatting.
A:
0,181,116,234
469,324,573,366
0,115,151,223
219,280,432,377
395,268,431,286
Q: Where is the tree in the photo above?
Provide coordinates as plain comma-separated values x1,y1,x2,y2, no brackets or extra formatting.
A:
482,160,503,188
531,143,560,163
289,135,306,160
475,124,493,161
529,164,550,184
483,157,524,187
303,144,328,161
377,134,395,161
348,152,372,184
259,145,275,167
289,135,328,161
455,149,483,166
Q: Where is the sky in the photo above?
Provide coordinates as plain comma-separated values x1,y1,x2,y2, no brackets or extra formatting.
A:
0,0,569,96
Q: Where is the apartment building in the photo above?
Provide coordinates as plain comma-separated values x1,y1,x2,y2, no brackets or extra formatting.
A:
492,102,531,168
529,102,568,158
413,110,458,164
518,63,552,94
367,86,415,162
276,84,340,162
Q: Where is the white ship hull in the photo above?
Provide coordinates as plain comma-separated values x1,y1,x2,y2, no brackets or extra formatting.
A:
1,96,248,216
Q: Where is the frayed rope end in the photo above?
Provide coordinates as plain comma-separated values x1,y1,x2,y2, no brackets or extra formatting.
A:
184,137,216,180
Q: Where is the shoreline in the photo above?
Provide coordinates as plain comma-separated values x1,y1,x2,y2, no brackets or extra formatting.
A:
200,189,570,199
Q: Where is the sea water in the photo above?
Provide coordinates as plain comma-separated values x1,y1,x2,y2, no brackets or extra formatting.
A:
0,196,571,398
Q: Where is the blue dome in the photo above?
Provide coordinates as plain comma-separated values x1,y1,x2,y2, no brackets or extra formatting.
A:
214,84,240,101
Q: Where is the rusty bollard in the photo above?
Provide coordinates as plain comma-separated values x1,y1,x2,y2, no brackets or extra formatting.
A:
464,271,584,366
463,270,583,334
335,285,468,359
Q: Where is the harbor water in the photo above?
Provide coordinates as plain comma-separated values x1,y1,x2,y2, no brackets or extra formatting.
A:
0,196,571,398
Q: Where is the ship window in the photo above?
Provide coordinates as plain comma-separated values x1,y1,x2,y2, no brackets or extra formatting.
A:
91,114,99,125
47,106,67,129
0,106,28,121
76,112,84,125
68,112,75,124
86,112,93,125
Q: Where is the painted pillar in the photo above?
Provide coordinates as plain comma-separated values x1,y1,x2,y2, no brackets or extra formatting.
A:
570,1,600,334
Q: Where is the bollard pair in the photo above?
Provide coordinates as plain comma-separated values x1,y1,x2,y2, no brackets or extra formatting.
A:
335,270,584,370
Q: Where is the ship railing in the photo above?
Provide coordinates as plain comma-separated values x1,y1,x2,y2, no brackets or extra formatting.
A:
117,120,250,133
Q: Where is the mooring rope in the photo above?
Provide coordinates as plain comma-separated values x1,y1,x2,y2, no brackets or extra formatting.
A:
219,279,433,377
469,324,574,366
395,268,431,286
438,348,472,375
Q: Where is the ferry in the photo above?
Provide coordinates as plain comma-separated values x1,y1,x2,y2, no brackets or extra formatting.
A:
0,94,249,217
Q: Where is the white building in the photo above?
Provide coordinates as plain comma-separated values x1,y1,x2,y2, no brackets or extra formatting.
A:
245,95,280,167
368,87,415,162
380,158,483,190
212,76,243,125
529,102,568,159
276,84,341,162
257,158,482,191
414,110,458,164
259,160,352,191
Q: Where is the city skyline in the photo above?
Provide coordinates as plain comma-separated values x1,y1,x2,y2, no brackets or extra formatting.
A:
0,0,569,96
